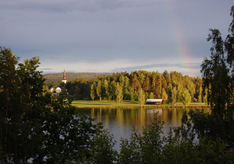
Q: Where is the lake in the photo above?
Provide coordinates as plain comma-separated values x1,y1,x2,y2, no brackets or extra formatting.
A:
77,107,210,151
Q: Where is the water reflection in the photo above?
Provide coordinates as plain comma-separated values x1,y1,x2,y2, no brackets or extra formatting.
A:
77,107,210,150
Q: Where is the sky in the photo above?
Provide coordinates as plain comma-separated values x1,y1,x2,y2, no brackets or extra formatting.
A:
1,0,233,77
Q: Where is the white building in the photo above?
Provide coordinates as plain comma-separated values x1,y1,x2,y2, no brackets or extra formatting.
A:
55,87,61,93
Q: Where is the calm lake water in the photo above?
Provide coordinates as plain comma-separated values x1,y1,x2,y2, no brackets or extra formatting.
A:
77,107,210,151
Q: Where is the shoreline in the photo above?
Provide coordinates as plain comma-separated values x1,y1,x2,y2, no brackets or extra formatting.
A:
72,100,210,109
74,106,210,109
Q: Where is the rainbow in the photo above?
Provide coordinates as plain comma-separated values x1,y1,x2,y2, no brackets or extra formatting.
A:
164,0,194,76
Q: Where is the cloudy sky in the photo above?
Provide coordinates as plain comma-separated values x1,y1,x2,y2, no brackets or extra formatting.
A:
1,0,233,77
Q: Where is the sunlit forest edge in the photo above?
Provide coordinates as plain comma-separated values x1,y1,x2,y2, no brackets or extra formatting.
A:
72,100,208,108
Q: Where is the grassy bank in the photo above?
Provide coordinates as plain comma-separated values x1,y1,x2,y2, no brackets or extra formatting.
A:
72,100,210,108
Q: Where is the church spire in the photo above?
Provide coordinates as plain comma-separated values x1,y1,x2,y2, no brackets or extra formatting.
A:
62,70,67,84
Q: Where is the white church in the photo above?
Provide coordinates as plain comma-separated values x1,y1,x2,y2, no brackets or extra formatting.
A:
50,70,67,96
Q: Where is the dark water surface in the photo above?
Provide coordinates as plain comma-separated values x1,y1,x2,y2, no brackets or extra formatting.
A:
77,107,210,150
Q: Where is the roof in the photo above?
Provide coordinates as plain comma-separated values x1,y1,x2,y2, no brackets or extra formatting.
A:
146,99,163,102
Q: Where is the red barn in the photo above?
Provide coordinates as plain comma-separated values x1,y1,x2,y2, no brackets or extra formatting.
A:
146,99,163,104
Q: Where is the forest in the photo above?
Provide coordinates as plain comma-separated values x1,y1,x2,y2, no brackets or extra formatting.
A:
46,70,204,105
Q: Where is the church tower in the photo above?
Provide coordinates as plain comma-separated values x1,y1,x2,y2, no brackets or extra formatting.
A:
62,70,67,84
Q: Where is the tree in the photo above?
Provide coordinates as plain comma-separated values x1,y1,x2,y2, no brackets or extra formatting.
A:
143,76,151,93
180,88,191,106
167,83,172,103
0,48,47,162
96,80,102,101
198,86,202,103
60,87,68,96
103,79,111,100
155,72,162,96
118,114,164,163
184,76,195,100
203,87,208,104
138,88,145,107
176,84,183,101
110,80,116,100
139,73,145,85
161,88,167,100
124,76,130,93
90,84,95,101
123,76,131,100
176,6,234,148
119,75,125,93
118,113,234,164
0,47,105,163
199,7,234,145
171,87,177,106
88,130,117,163
149,92,155,99
130,91,136,102
115,82,123,103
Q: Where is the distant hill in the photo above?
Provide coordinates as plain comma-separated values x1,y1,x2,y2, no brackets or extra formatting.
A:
44,72,113,83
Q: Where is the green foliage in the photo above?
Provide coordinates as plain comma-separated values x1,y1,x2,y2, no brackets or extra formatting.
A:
117,113,234,164
66,78,91,100
203,87,208,104
197,86,202,103
88,130,118,164
103,79,111,100
171,87,177,105
110,80,116,100
116,82,123,103
175,5,234,150
130,91,136,102
96,80,102,101
60,87,68,96
161,88,167,100
180,88,191,106
36,104,102,163
199,5,234,147
138,88,145,106
0,48,106,163
119,113,164,164
90,84,95,101
149,92,155,99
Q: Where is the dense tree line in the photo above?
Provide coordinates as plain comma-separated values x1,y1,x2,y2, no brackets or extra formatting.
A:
63,70,204,105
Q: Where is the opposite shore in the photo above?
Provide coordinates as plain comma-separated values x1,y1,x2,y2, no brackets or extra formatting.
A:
72,100,210,109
